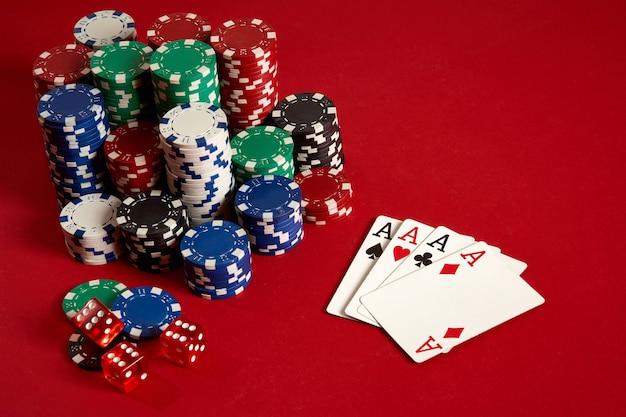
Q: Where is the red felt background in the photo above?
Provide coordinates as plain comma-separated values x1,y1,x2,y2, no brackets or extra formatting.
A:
1,1,624,415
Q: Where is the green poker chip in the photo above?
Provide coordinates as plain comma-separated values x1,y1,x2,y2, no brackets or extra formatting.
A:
62,279,129,320
149,39,220,117
90,40,155,127
149,39,216,83
230,126,294,174
90,41,153,83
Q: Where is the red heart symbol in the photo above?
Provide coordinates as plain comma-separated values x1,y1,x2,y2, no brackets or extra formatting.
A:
393,246,410,261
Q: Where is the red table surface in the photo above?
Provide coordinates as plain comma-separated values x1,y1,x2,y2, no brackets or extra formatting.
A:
1,1,624,415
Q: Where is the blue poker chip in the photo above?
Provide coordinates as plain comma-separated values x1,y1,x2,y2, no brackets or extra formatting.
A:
235,175,302,222
111,286,181,339
184,260,252,284
186,273,251,300
37,83,106,127
188,268,252,289
253,231,305,256
238,212,303,234
180,220,250,269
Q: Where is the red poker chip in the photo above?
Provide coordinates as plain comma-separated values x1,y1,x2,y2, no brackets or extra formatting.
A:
304,205,353,225
146,12,211,49
210,18,277,59
33,44,94,86
294,167,353,214
104,121,163,166
104,121,164,195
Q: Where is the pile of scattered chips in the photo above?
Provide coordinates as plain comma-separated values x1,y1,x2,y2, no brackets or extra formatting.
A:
234,175,304,255
37,83,110,209
294,168,353,224
146,12,211,49
230,125,294,184
90,41,156,128
181,220,253,299
115,190,189,272
103,121,164,196
270,92,344,172
32,44,94,101
59,193,126,264
210,18,279,133
62,280,184,372
159,102,236,226
73,10,137,50
149,39,221,118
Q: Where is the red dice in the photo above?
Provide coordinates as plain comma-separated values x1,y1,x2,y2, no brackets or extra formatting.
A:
160,318,206,367
101,341,148,393
72,298,124,348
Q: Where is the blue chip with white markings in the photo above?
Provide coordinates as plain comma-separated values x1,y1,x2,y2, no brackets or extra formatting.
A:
180,220,250,269
235,175,302,222
37,83,105,127
111,286,181,339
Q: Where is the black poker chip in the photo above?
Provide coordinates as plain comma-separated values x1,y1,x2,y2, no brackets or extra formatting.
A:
269,92,344,173
67,330,132,371
115,189,189,273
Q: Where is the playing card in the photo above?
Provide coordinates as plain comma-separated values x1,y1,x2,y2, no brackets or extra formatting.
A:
326,215,402,320
376,225,476,287
360,241,545,363
344,218,434,326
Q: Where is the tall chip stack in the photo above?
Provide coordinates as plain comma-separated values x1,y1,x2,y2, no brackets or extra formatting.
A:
158,102,236,226
181,220,253,299
103,121,164,196
59,192,126,265
234,175,304,255
116,190,189,273
36,83,111,210
210,18,279,133
90,41,156,129
149,39,221,118
270,92,345,172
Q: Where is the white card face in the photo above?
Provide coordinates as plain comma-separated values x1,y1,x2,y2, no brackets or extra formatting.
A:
360,242,545,363
344,218,435,326
326,215,402,320
378,225,476,287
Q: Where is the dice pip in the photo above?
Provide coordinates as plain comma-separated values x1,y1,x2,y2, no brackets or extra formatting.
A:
160,318,206,367
101,341,148,393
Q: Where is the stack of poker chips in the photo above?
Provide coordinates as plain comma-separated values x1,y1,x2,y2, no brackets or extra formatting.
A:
115,190,189,273
59,193,126,265
270,92,344,172
32,44,94,101
159,102,236,226
90,41,156,128
234,175,304,255
146,12,211,50
149,39,221,118
73,10,137,50
36,83,111,210
180,220,253,300
294,168,353,224
103,121,164,196
230,126,294,184
210,18,279,133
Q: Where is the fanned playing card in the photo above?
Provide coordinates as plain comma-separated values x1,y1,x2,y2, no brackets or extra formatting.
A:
344,218,434,326
360,241,544,363
326,215,402,320
377,225,476,287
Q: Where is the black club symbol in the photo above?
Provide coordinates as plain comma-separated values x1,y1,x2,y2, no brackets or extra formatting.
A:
414,252,433,267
